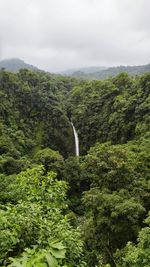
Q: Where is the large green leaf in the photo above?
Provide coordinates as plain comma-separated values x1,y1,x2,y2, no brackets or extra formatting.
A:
50,248,66,259
45,253,58,267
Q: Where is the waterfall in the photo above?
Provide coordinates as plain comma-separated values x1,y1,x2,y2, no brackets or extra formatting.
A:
71,122,79,156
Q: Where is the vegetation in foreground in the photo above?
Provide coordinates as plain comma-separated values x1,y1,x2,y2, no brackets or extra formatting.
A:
0,69,150,266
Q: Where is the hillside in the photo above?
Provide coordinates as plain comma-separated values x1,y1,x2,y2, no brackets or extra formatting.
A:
0,69,150,267
68,72,150,153
62,66,106,75
0,69,77,170
0,58,39,72
70,63,150,79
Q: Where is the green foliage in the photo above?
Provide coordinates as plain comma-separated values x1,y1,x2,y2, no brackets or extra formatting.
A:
8,243,66,267
115,212,150,267
83,189,145,265
34,148,64,174
82,141,150,206
0,69,149,267
80,141,150,266
62,157,90,214
0,69,75,162
0,167,86,266
69,73,150,154
82,142,138,191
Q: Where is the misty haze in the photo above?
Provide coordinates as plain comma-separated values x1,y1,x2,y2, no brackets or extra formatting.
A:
0,1,150,267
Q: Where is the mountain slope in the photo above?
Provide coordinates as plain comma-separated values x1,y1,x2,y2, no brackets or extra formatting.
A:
68,72,150,153
62,66,106,75
0,69,76,175
0,58,39,72
70,63,150,80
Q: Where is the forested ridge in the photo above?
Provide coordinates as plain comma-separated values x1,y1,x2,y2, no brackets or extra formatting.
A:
66,63,150,80
0,59,39,73
0,69,150,267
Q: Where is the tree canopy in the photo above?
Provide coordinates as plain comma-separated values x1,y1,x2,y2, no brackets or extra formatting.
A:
0,69,149,266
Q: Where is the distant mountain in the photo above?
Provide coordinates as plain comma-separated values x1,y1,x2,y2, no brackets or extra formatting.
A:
67,64,150,80
0,58,39,72
1,59,149,79
61,66,106,75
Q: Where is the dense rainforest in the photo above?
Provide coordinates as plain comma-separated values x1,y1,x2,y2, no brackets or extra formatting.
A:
0,68,150,267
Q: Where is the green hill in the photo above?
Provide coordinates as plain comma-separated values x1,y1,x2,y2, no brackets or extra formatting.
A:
0,68,150,267
0,58,39,72
70,63,150,79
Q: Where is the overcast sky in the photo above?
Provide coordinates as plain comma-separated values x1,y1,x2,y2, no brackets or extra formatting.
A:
0,0,149,72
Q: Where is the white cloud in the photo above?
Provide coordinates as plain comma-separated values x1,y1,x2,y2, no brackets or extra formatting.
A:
0,0,149,71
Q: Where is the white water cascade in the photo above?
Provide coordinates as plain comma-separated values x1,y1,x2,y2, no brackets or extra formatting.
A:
71,122,79,156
